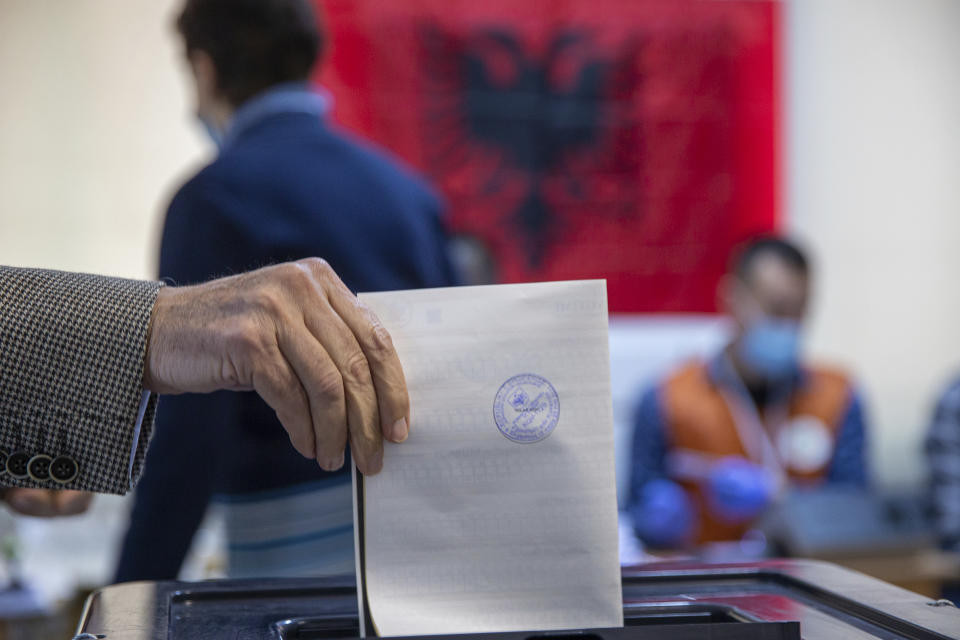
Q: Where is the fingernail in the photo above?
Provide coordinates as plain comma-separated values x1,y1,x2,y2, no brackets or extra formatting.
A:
391,417,409,443
320,452,344,472
367,448,384,475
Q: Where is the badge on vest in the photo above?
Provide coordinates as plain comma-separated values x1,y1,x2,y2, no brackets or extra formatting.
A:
776,415,833,473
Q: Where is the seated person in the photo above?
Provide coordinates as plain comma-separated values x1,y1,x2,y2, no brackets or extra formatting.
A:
627,237,869,549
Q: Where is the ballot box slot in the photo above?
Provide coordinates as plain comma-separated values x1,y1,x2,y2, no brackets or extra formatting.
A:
273,605,791,640
271,602,756,639
272,620,801,640
170,583,358,602
272,615,359,638
623,602,757,624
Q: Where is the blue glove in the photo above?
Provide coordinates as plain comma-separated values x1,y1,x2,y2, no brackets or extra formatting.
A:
706,457,775,524
630,479,696,548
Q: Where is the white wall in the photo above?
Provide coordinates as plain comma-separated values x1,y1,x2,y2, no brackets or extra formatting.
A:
0,0,207,277
0,0,213,600
786,0,960,486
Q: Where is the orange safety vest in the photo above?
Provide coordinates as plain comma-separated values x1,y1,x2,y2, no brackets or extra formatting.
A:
661,361,852,545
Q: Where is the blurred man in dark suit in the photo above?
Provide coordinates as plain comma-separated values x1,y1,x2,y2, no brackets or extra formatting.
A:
115,0,456,581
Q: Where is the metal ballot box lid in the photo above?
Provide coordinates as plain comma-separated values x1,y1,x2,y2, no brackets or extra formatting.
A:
75,560,960,640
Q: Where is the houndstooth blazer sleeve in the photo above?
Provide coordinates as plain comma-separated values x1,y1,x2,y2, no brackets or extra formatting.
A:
0,266,163,494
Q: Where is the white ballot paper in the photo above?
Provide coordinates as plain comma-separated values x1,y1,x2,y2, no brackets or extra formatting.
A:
353,280,623,637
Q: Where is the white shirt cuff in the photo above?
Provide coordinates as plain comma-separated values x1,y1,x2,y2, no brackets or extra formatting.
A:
128,390,152,487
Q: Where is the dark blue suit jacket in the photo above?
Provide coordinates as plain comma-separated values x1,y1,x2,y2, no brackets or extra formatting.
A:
114,104,456,582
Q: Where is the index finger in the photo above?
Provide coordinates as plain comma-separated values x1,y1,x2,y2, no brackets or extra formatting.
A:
306,260,410,444
53,490,93,516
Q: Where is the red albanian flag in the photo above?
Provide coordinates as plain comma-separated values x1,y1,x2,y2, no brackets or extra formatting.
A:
314,0,780,312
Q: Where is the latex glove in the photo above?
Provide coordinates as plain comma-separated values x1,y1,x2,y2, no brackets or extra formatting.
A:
630,479,696,548
706,457,775,523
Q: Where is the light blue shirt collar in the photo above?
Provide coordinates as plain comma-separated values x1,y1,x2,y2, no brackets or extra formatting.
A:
221,83,332,151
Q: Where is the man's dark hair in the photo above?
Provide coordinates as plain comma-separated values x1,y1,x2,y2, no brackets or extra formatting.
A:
176,0,323,107
733,236,810,283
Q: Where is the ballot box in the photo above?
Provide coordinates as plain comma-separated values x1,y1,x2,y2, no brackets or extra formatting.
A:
75,560,960,640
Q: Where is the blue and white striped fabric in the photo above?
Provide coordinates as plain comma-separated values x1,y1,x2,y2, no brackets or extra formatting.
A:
927,377,960,552
213,475,355,578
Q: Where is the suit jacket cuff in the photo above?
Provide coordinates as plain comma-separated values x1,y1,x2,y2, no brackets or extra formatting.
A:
0,267,163,494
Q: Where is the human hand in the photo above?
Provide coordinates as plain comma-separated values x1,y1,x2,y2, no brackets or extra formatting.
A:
630,479,696,549
143,259,410,475
2,489,94,517
705,457,775,523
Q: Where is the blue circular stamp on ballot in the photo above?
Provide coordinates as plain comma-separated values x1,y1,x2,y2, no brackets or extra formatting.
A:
493,373,560,443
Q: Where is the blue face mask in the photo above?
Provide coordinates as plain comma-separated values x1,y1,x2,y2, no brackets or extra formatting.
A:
198,113,224,149
739,318,801,379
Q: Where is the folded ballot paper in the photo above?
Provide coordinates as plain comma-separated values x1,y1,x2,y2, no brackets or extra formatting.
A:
353,280,623,637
